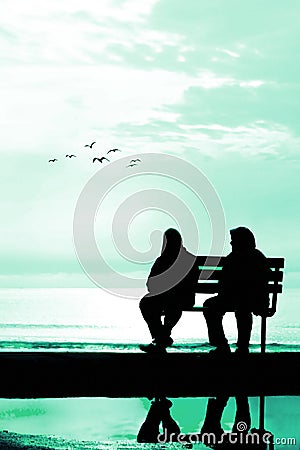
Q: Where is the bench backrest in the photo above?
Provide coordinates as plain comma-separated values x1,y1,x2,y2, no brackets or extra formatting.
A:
195,256,284,315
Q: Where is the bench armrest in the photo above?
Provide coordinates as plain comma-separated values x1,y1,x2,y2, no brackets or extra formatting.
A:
266,307,276,317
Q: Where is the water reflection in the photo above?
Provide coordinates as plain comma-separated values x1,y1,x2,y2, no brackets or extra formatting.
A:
138,395,274,449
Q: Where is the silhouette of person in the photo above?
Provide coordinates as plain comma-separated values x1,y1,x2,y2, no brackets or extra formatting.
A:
138,395,272,448
139,228,199,353
201,395,251,439
203,227,270,355
200,395,272,449
137,397,180,443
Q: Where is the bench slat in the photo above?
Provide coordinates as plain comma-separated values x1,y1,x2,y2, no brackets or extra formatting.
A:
195,283,282,294
267,258,285,269
182,306,276,314
197,256,225,267
198,270,283,282
196,256,285,269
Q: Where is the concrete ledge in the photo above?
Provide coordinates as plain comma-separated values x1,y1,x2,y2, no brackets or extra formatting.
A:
0,352,299,398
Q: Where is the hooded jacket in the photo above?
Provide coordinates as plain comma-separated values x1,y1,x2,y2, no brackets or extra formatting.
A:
218,227,270,312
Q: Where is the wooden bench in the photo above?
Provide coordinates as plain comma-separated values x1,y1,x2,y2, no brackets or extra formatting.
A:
183,256,285,353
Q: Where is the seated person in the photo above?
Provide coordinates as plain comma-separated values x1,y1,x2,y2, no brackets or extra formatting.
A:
139,228,199,353
203,226,270,355
137,397,180,443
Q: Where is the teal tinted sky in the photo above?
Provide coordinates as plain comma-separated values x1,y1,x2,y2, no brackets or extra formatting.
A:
1,0,299,287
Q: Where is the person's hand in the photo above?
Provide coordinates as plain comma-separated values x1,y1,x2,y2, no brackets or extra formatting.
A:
146,278,153,291
252,307,268,317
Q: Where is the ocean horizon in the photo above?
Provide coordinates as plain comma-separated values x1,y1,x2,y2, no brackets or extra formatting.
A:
0,287,299,352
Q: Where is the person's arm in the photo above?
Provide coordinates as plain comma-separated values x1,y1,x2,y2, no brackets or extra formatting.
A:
191,260,200,291
217,254,230,294
146,257,162,293
181,259,199,297
186,260,200,307
252,251,270,316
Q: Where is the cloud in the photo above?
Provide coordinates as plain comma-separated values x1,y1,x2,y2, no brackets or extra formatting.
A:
165,83,300,129
0,0,170,65
110,78,300,160
1,0,300,286
0,65,192,155
149,0,300,51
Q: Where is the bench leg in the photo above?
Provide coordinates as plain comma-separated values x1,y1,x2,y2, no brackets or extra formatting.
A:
260,316,266,354
259,395,265,432
259,316,267,432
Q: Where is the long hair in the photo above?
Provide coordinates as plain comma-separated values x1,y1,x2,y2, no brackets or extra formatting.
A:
161,228,182,257
230,226,256,251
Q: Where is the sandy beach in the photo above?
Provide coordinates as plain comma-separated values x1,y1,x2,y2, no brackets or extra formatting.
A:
0,430,142,449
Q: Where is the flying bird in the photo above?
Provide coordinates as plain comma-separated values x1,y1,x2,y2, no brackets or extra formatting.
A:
127,163,137,168
66,154,76,158
130,159,141,163
93,157,110,163
107,148,121,154
85,142,96,148
48,159,58,162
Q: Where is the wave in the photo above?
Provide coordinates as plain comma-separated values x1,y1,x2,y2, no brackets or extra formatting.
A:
0,340,299,352
0,323,106,329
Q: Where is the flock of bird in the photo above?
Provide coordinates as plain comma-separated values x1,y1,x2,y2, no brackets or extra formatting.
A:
48,142,142,168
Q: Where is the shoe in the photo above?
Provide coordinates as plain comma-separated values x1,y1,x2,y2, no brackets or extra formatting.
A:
154,337,173,347
209,345,231,356
158,398,173,409
235,347,250,357
139,343,167,354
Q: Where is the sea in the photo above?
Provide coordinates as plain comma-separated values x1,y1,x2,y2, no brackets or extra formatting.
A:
0,288,299,449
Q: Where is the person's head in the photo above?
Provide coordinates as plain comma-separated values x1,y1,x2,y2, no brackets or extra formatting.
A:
230,226,256,253
161,228,182,255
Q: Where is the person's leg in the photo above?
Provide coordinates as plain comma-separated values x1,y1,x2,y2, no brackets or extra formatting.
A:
159,398,181,439
137,399,163,443
162,303,182,345
235,310,253,352
139,294,165,342
162,291,190,345
203,296,229,349
232,396,251,433
201,395,229,437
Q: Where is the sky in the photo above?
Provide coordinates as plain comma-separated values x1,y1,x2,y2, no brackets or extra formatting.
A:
1,0,299,288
